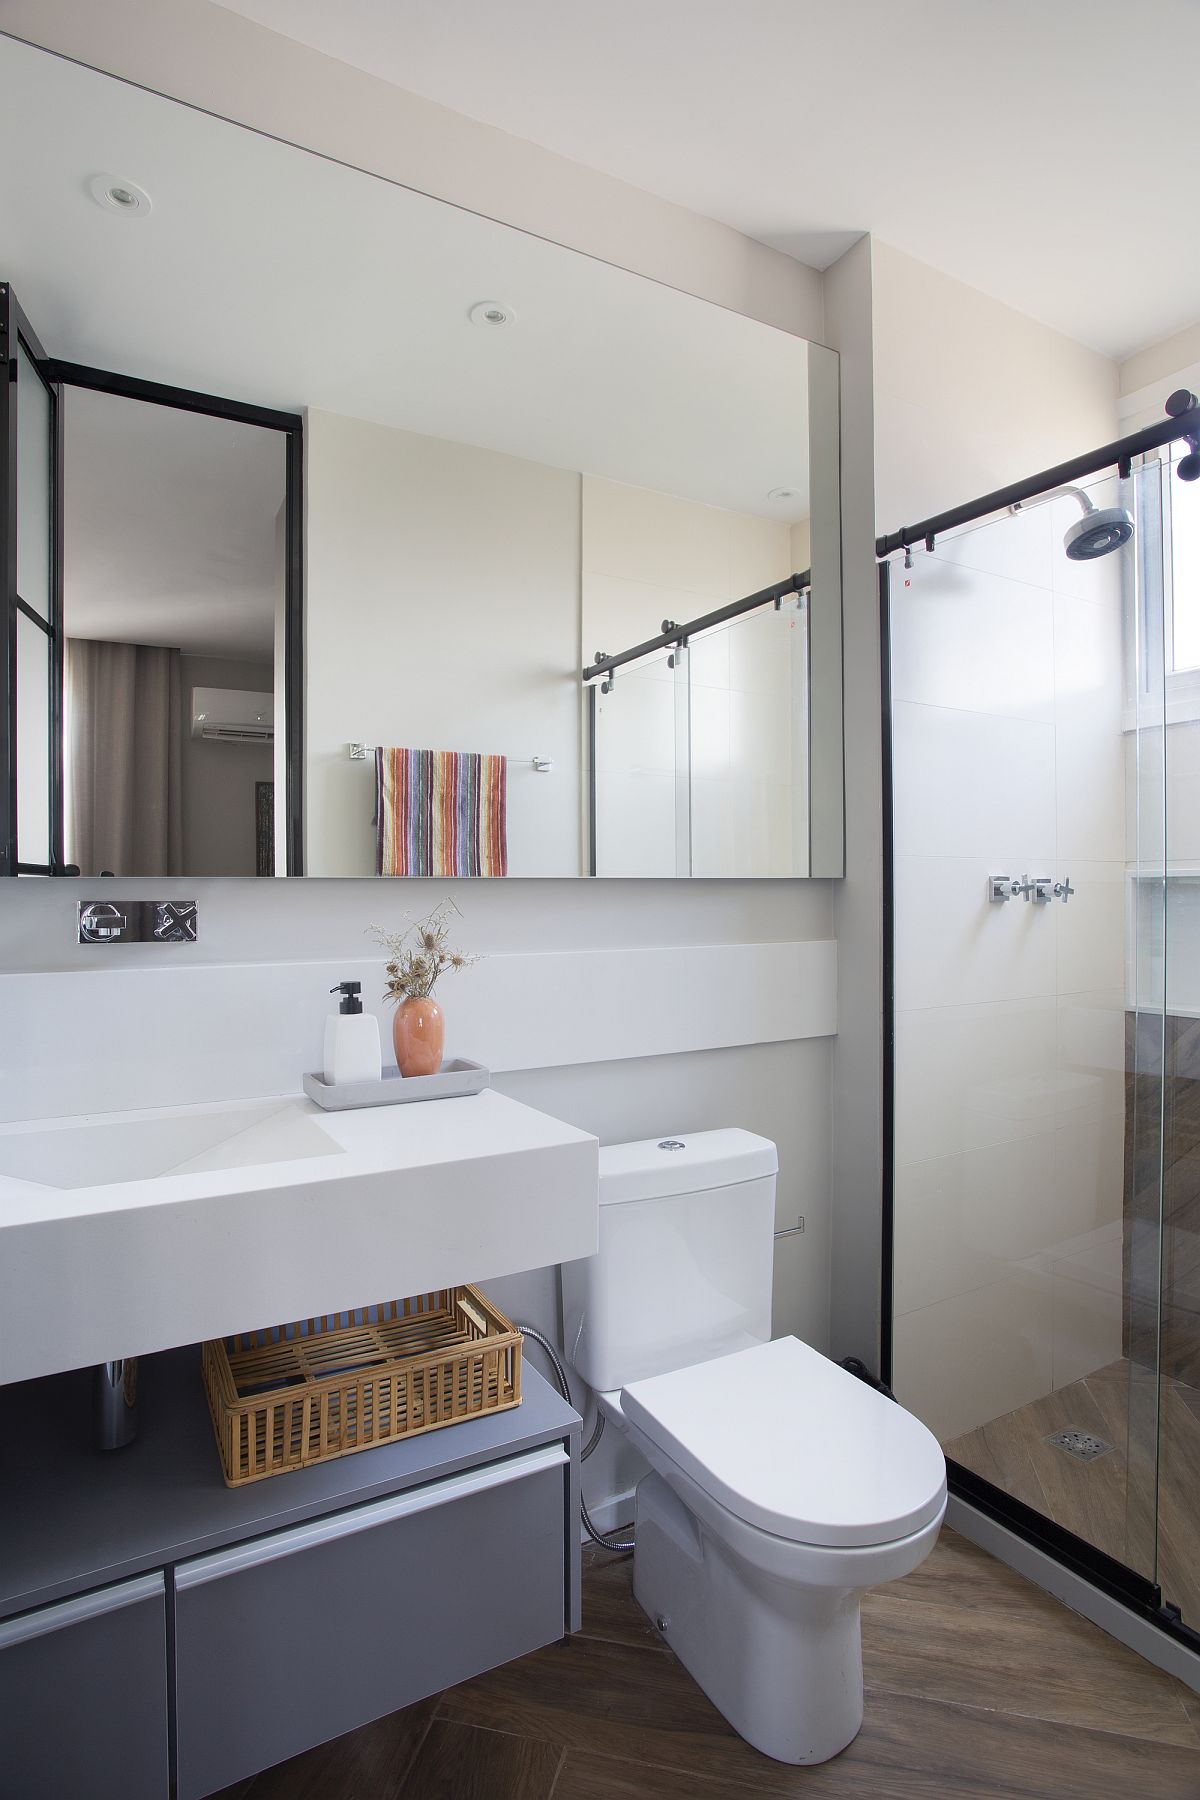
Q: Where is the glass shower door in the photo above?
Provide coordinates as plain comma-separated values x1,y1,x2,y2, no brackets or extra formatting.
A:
887,464,1168,1596
1144,444,1200,1629
591,647,689,876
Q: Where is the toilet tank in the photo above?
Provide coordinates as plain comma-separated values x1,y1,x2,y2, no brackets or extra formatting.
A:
561,1129,778,1393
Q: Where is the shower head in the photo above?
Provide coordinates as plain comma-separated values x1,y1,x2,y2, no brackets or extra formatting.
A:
1063,503,1134,561
1010,485,1134,560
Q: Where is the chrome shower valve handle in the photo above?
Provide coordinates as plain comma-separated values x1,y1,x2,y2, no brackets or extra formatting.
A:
989,875,1033,903
1053,876,1075,904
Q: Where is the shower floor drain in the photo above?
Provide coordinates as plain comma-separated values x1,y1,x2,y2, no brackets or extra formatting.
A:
1046,1428,1113,1462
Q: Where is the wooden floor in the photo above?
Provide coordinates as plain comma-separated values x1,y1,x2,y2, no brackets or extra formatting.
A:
947,1357,1200,1627
216,1526,1200,1799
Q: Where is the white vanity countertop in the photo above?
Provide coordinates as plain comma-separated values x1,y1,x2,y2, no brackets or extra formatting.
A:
0,1090,599,1385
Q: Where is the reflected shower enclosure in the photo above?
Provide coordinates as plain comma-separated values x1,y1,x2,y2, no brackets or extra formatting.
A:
592,592,810,879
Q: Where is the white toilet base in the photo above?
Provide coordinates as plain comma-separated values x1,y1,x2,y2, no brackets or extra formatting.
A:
632,1471,931,1765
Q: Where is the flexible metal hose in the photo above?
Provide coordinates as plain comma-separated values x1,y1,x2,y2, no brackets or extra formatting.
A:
516,1323,635,1554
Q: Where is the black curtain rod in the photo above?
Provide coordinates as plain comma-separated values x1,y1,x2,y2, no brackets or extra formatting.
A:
875,400,1200,560
583,569,810,682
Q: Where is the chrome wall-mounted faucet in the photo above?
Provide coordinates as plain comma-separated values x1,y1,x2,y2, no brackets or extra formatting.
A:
988,874,1074,907
78,901,198,945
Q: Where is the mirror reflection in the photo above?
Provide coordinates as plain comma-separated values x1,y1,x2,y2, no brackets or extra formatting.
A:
0,34,842,880
63,392,285,878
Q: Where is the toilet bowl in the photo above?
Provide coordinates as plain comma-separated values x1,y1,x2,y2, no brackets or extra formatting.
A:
600,1339,946,1764
561,1129,947,1766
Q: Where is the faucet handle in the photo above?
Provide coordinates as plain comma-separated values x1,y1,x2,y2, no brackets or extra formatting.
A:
989,874,1032,903
1053,876,1075,904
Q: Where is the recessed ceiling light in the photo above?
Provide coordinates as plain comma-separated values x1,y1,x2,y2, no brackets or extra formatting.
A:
767,486,800,503
469,301,514,328
87,174,153,219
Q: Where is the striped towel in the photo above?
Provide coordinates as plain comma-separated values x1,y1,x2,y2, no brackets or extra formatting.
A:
375,748,507,877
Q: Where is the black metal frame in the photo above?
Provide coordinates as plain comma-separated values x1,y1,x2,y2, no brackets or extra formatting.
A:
0,284,64,876
1,343,305,876
878,560,895,1391
583,569,810,683
877,400,1200,1657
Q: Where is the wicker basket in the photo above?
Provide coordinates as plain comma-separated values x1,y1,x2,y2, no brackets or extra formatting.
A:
202,1286,522,1487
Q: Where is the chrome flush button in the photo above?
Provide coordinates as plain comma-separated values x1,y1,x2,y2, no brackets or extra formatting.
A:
658,1140,686,1152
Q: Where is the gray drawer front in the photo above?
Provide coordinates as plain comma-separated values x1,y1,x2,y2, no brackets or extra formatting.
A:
174,1445,568,1799
0,1575,169,1800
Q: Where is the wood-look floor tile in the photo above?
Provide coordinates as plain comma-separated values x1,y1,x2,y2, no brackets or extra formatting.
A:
441,1633,757,1786
398,1720,562,1799
234,1696,437,1799
947,1378,1133,1568
862,1585,1198,1747
523,1686,1200,1800
579,1547,666,1652
875,1527,1042,1616
1155,1383,1200,1624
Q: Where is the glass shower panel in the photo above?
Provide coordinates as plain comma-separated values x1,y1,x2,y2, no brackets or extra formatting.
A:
889,466,1166,1588
689,595,808,878
592,650,688,876
1148,447,1200,1627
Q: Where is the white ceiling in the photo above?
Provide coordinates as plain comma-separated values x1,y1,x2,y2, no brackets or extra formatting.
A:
0,36,812,526
213,0,1200,361
64,388,284,660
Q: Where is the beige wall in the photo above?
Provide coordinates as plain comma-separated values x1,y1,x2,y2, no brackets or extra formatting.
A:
305,412,583,877
871,241,1119,533
821,236,881,1365
1120,319,1200,402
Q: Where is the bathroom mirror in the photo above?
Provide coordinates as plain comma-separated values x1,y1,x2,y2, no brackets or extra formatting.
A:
0,34,843,880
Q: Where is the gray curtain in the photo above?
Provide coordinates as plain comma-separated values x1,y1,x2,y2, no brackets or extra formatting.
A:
66,639,183,876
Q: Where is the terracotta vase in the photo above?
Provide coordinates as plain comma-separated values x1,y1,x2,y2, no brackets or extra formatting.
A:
392,994,445,1077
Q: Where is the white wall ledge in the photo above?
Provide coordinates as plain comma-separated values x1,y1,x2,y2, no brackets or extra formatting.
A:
0,940,837,1124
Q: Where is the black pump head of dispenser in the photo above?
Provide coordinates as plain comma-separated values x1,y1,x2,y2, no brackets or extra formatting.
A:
330,981,363,1015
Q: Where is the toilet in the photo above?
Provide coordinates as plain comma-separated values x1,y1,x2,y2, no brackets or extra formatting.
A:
561,1129,946,1766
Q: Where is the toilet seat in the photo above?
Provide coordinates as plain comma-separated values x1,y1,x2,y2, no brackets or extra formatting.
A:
620,1336,946,1549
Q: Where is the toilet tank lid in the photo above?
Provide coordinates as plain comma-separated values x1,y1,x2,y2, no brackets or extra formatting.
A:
598,1129,778,1204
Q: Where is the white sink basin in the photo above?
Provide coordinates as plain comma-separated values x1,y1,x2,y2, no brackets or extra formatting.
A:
0,1103,340,1190
0,1091,598,1384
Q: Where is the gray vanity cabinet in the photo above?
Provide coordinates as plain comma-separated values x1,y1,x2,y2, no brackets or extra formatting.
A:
173,1445,570,1799
0,1573,170,1800
0,1354,580,1798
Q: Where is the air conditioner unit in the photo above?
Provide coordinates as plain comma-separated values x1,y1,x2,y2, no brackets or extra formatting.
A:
190,687,275,744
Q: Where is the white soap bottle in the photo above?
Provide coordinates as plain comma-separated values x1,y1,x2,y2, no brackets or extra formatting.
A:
323,981,382,1086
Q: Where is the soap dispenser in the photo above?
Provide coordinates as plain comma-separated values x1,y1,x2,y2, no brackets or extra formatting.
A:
323,981,382,1086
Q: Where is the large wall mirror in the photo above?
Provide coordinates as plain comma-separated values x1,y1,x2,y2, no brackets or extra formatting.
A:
0,34,843,880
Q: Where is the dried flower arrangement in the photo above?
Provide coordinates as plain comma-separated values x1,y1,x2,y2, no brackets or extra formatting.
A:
369,897,480,1004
